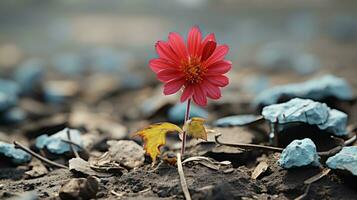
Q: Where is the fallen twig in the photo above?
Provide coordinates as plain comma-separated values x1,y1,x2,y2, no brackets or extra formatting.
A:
294,168,331,200
13,141,68,169
215,131,357,157
67,129,80,158
215,133,283,152
177,153,192,200
295,184,311,200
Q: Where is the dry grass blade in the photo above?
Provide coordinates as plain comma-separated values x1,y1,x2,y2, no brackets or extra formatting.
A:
177,153,192,200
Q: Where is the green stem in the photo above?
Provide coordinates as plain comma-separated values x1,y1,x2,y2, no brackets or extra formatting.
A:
181,98,191,155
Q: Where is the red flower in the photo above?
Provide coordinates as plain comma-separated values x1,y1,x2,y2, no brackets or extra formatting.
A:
149,26,231,106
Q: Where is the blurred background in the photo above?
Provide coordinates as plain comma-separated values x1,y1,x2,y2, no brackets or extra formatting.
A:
0,0,356,129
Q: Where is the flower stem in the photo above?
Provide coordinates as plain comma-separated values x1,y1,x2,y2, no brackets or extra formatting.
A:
181,98,191,155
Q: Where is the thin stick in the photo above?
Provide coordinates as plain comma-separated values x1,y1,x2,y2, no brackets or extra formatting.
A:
304,168,331,185
181,98,191,155
66,129,80,158
215,134,284,152
177,153,191,200
13,141,68,169
344,133,356,146
295,184,311,200
295,168,331,200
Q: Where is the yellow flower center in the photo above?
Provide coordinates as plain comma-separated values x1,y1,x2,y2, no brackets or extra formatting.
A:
181,57,206,84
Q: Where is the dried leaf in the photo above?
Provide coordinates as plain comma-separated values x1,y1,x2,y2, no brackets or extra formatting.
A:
182,156,232,171
183,117,207,140
134,122,182,163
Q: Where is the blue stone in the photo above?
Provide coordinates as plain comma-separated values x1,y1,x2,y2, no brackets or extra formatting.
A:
0,141,31,164
292,53,321,75
326,146,357,176
89,48,132,73
35,128,82,154
242,75,270,94
120,73,145,89
213,114,261,127
0,79,19,112
52,53,85,75
262,98,348,136
254,75,353,107
0,107,26,124
168,103,208,123
278,138,320,169
14,58,44,95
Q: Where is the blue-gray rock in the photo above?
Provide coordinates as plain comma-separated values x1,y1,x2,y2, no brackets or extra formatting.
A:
168,103,208,123
326,146,357,176
120,73,145,89
0,107,26,124
0,79,19,112
52,53,85,75
242,75,270,94
89,48,132,73
278,138,320,168
35,128,82,154
292,53,321,75
43,81,78,104
14,58,44,94
0,141,31,164
327,15,357,42
254,75,353,107
262,98,348,136
256,41,320,75
214,114,262,127
256,41,298,70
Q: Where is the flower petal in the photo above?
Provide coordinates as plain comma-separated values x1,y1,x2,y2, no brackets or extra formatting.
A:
155,41,180,64
187,26,202,57
201,41,217,61
168,32,188,60
180,85,194,102
163,79,185,95
202,80,221,99
157,69,184,82
198,33,216,57
206,60,232,75
206,75,229,87
149,58,177,73
192,85,207,106
203,44,229,67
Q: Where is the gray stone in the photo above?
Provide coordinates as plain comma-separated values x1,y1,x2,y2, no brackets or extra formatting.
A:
326,146,357,176
213,114,261,127
262,98,348,136
278,138,320,168
254,75,353,107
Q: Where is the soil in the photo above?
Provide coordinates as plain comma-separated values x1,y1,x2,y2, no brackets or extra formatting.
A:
2,152,357,200
1,1,357,200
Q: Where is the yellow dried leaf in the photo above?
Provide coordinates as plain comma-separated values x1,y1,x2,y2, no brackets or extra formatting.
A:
134,122,182,163
183,117,207,140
